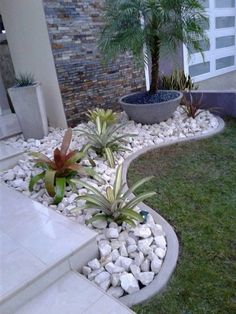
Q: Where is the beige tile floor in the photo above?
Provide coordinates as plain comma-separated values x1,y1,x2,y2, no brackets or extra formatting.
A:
0,183,95,301
0,183,134,314
15,272,134,314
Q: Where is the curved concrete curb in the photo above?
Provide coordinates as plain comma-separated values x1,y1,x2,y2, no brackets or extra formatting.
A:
119,116,225,307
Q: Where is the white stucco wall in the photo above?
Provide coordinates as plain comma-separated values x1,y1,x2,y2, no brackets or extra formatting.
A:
0,0,67,128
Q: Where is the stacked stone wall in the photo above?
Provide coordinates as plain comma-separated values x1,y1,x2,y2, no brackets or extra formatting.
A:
43,0,145,126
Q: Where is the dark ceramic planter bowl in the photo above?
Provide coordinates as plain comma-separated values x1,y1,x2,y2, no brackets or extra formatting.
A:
119,90,183,124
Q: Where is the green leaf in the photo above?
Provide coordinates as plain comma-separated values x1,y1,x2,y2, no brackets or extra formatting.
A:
106,186,114,203
65,151,85,164
86,214,108,225
79,195,110,213
123,176,154,199
104,147,115,168
45,169,56,197
116,216,136,227
54,177,66,204
96,116,102,135
70,178,103,196
120,208,144,222
113,164,123,198
84,167,106,184
125,191,156,209
29,172,45,191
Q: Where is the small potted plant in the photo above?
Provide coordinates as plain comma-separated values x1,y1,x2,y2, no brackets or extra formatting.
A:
8,73,48,139
99,0,208,124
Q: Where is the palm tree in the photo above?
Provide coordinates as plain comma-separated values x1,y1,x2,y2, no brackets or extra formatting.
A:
99,0,208,94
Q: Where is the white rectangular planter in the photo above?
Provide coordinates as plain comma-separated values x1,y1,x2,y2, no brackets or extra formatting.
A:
8,83,48,139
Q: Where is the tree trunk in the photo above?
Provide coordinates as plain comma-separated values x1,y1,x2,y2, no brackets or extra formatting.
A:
150,39,160,94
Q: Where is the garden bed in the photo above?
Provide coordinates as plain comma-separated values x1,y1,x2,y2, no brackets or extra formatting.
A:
0,107,222,302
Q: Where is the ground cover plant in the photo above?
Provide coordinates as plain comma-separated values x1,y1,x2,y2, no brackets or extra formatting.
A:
29,128,95,204
128,118,236,313
72,164,156,226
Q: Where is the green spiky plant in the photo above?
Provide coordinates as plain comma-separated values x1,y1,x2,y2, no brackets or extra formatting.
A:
160,69,198,91
29,128,100,204
71,164,156,226
86,108,118,125
181,93,204,118
15,73,35,87
78,117,133,168
99,0,208,93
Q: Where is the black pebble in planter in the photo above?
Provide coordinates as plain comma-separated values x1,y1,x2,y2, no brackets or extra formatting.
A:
119,90,183,124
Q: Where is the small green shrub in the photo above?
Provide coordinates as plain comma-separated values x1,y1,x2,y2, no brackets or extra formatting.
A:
15,73,35,87
86,108,117,125
160,69,198,91
29,129,98,204
78,117,133,168
71,164,156,226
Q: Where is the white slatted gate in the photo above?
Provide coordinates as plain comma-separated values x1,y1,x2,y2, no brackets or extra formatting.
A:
184,0,236,82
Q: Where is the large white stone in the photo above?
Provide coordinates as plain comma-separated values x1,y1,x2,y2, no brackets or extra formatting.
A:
111,249,120,262
154,236,167,249
99,278,111,291
105,262,125,274
82,266,91,276
120,273,140,294
94,271,110,285
111,273,121,287
106,227,119,239
115,256,133,271
155,247,166,259
88,258,101,270
150,224,165,237
141,259,150,272
107,286,124,298
119,243,128,257
130,264,141,279
92,220,107,229
88,267,104,280
138,272,155,286
99,242,112,257
134,252,145,267
134,225,152,238
151,257,162,274
138,237,153,254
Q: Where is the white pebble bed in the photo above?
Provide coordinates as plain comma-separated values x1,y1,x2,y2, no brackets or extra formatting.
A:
0,107,219,297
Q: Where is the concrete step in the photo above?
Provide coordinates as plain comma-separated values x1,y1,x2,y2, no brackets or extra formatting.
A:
14,271,134,314
0,183,98,314
0,113,22,140
0,141,24,171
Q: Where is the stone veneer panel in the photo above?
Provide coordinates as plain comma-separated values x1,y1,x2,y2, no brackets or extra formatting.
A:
43,0,145,126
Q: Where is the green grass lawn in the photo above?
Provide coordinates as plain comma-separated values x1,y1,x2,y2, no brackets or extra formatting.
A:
128,118,236,314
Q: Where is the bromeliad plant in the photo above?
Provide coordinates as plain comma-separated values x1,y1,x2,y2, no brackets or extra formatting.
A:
86,108,118,125
71,164,156,226
78,117,133,168
29,128,96,204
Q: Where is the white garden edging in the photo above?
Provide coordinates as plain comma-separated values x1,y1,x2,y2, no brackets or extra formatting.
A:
119,116,225,306
0,109,225,306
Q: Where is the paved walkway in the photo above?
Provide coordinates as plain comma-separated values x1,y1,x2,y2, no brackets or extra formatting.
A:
198,71,236,91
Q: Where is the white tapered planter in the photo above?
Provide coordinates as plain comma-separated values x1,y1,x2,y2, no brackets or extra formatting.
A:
8,83,48,139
